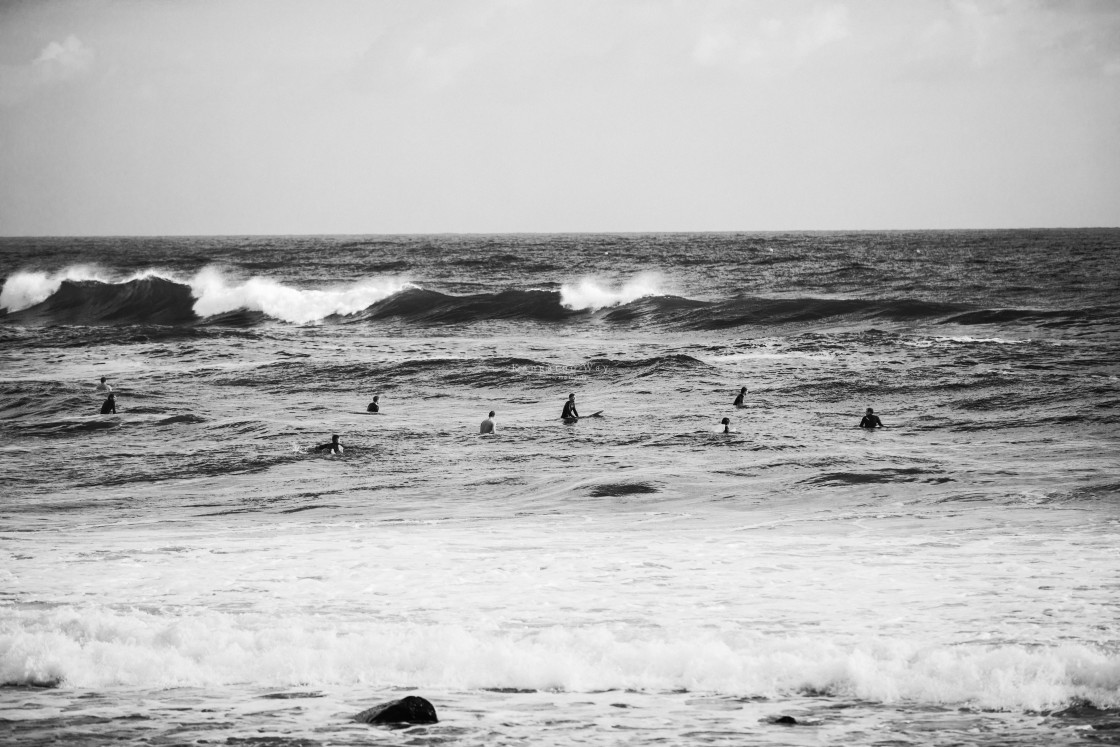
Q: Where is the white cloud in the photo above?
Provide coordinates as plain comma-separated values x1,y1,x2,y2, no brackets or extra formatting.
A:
690,3,850,75
0,35,95,106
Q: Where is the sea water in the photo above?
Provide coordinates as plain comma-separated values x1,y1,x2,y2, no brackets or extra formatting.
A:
1,231,1118,745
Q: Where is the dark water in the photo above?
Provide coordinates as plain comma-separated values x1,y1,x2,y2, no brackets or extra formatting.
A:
1,231,1118,745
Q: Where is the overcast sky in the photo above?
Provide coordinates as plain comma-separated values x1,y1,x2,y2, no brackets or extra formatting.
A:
1,0,1118,235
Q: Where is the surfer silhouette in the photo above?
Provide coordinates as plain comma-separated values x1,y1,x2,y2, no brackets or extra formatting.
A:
367,395,380,413
480,410,496,434
561,393,579,422
721,416,731,433
316,434,343,454
733,387,746,407
860,408,883,428
96,376,112,392
100,392,116,414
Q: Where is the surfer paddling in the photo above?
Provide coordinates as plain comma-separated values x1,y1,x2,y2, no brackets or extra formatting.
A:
480,410,496,434
859,408,883,428
367,395,380,413
733,387,747,407
316,434,343,454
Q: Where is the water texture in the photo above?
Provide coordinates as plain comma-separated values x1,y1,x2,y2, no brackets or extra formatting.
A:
1,231,1118,746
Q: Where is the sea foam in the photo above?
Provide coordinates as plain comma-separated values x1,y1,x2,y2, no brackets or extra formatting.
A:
559,274,666,311
2,606,1117,711
0,266,114,312
188,267,412,324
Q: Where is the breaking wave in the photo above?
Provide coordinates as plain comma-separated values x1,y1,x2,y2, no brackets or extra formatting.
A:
1,265,1111,329
2,605,1118,711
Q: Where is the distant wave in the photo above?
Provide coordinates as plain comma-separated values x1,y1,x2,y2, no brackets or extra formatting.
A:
0,266,413,325
189,266,411,324
2,265,1112,329
559,273,667,311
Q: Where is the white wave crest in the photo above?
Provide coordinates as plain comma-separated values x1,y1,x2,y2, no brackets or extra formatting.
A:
0,266,110,312
189,267,412,324
3,605,1118,710
559,273,667,311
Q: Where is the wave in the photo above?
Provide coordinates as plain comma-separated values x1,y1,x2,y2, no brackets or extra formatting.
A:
2,266,1112,329
0,266,413,326
3,605,1117,710
559,273,667,311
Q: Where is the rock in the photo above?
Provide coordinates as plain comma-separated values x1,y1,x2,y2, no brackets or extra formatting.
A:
354,695,438,725
773,715,798,725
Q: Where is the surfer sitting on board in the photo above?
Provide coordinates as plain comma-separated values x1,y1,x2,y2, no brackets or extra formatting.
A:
733,387,746,407
316,434,343,454
367,395,380,413
860,408,883,428
480,410,496,434
561,393,579,422
100,392,116,414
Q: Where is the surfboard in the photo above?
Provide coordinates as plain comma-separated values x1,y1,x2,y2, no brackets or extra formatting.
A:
561,411,603,423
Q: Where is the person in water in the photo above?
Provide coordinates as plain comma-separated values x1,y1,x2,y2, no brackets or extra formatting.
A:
367,395,380,413
480,410,496,434
561,393,579,421
720,416,731,433
316,434,343,454
860,408,883,428
96,376,112,392
100,392,116,414
733,387,747,407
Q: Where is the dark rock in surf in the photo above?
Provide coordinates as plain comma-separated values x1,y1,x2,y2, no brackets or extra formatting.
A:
354,695,438,725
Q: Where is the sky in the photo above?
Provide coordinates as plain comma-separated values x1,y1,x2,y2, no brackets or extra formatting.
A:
0,0,1118,235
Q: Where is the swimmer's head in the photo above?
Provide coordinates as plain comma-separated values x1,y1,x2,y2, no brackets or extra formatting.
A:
373,395,379,401
568,393,575,400
100,376,106,383
866,408,874,414
332,434,339,441
720,417,730,425
488,411,495,418
739,387,746,393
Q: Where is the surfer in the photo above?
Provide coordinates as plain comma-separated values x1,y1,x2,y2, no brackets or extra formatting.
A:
721,416,731,433
561,393,579,422
860,408,883,428
367,395,380,413
733,387,747,407
96,376,112,392
100,392,116,414
480,410,496,434
316,434,343,454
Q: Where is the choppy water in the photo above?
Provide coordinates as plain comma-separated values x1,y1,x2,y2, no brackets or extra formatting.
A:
1,231,1119,745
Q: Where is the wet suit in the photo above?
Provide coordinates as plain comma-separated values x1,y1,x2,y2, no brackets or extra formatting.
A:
860,413,883,428
100,395,116,414
367,401,379,413
316,439,342,454
561,400,579,420
733,391,746,406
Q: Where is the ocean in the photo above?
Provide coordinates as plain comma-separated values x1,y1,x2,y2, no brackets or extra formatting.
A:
1,230,1118,746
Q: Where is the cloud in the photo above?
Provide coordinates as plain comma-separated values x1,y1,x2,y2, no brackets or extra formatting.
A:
0,35,95,106
690,3,850,75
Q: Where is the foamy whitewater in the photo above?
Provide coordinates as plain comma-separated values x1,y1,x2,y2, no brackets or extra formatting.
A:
1,231,1118,746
